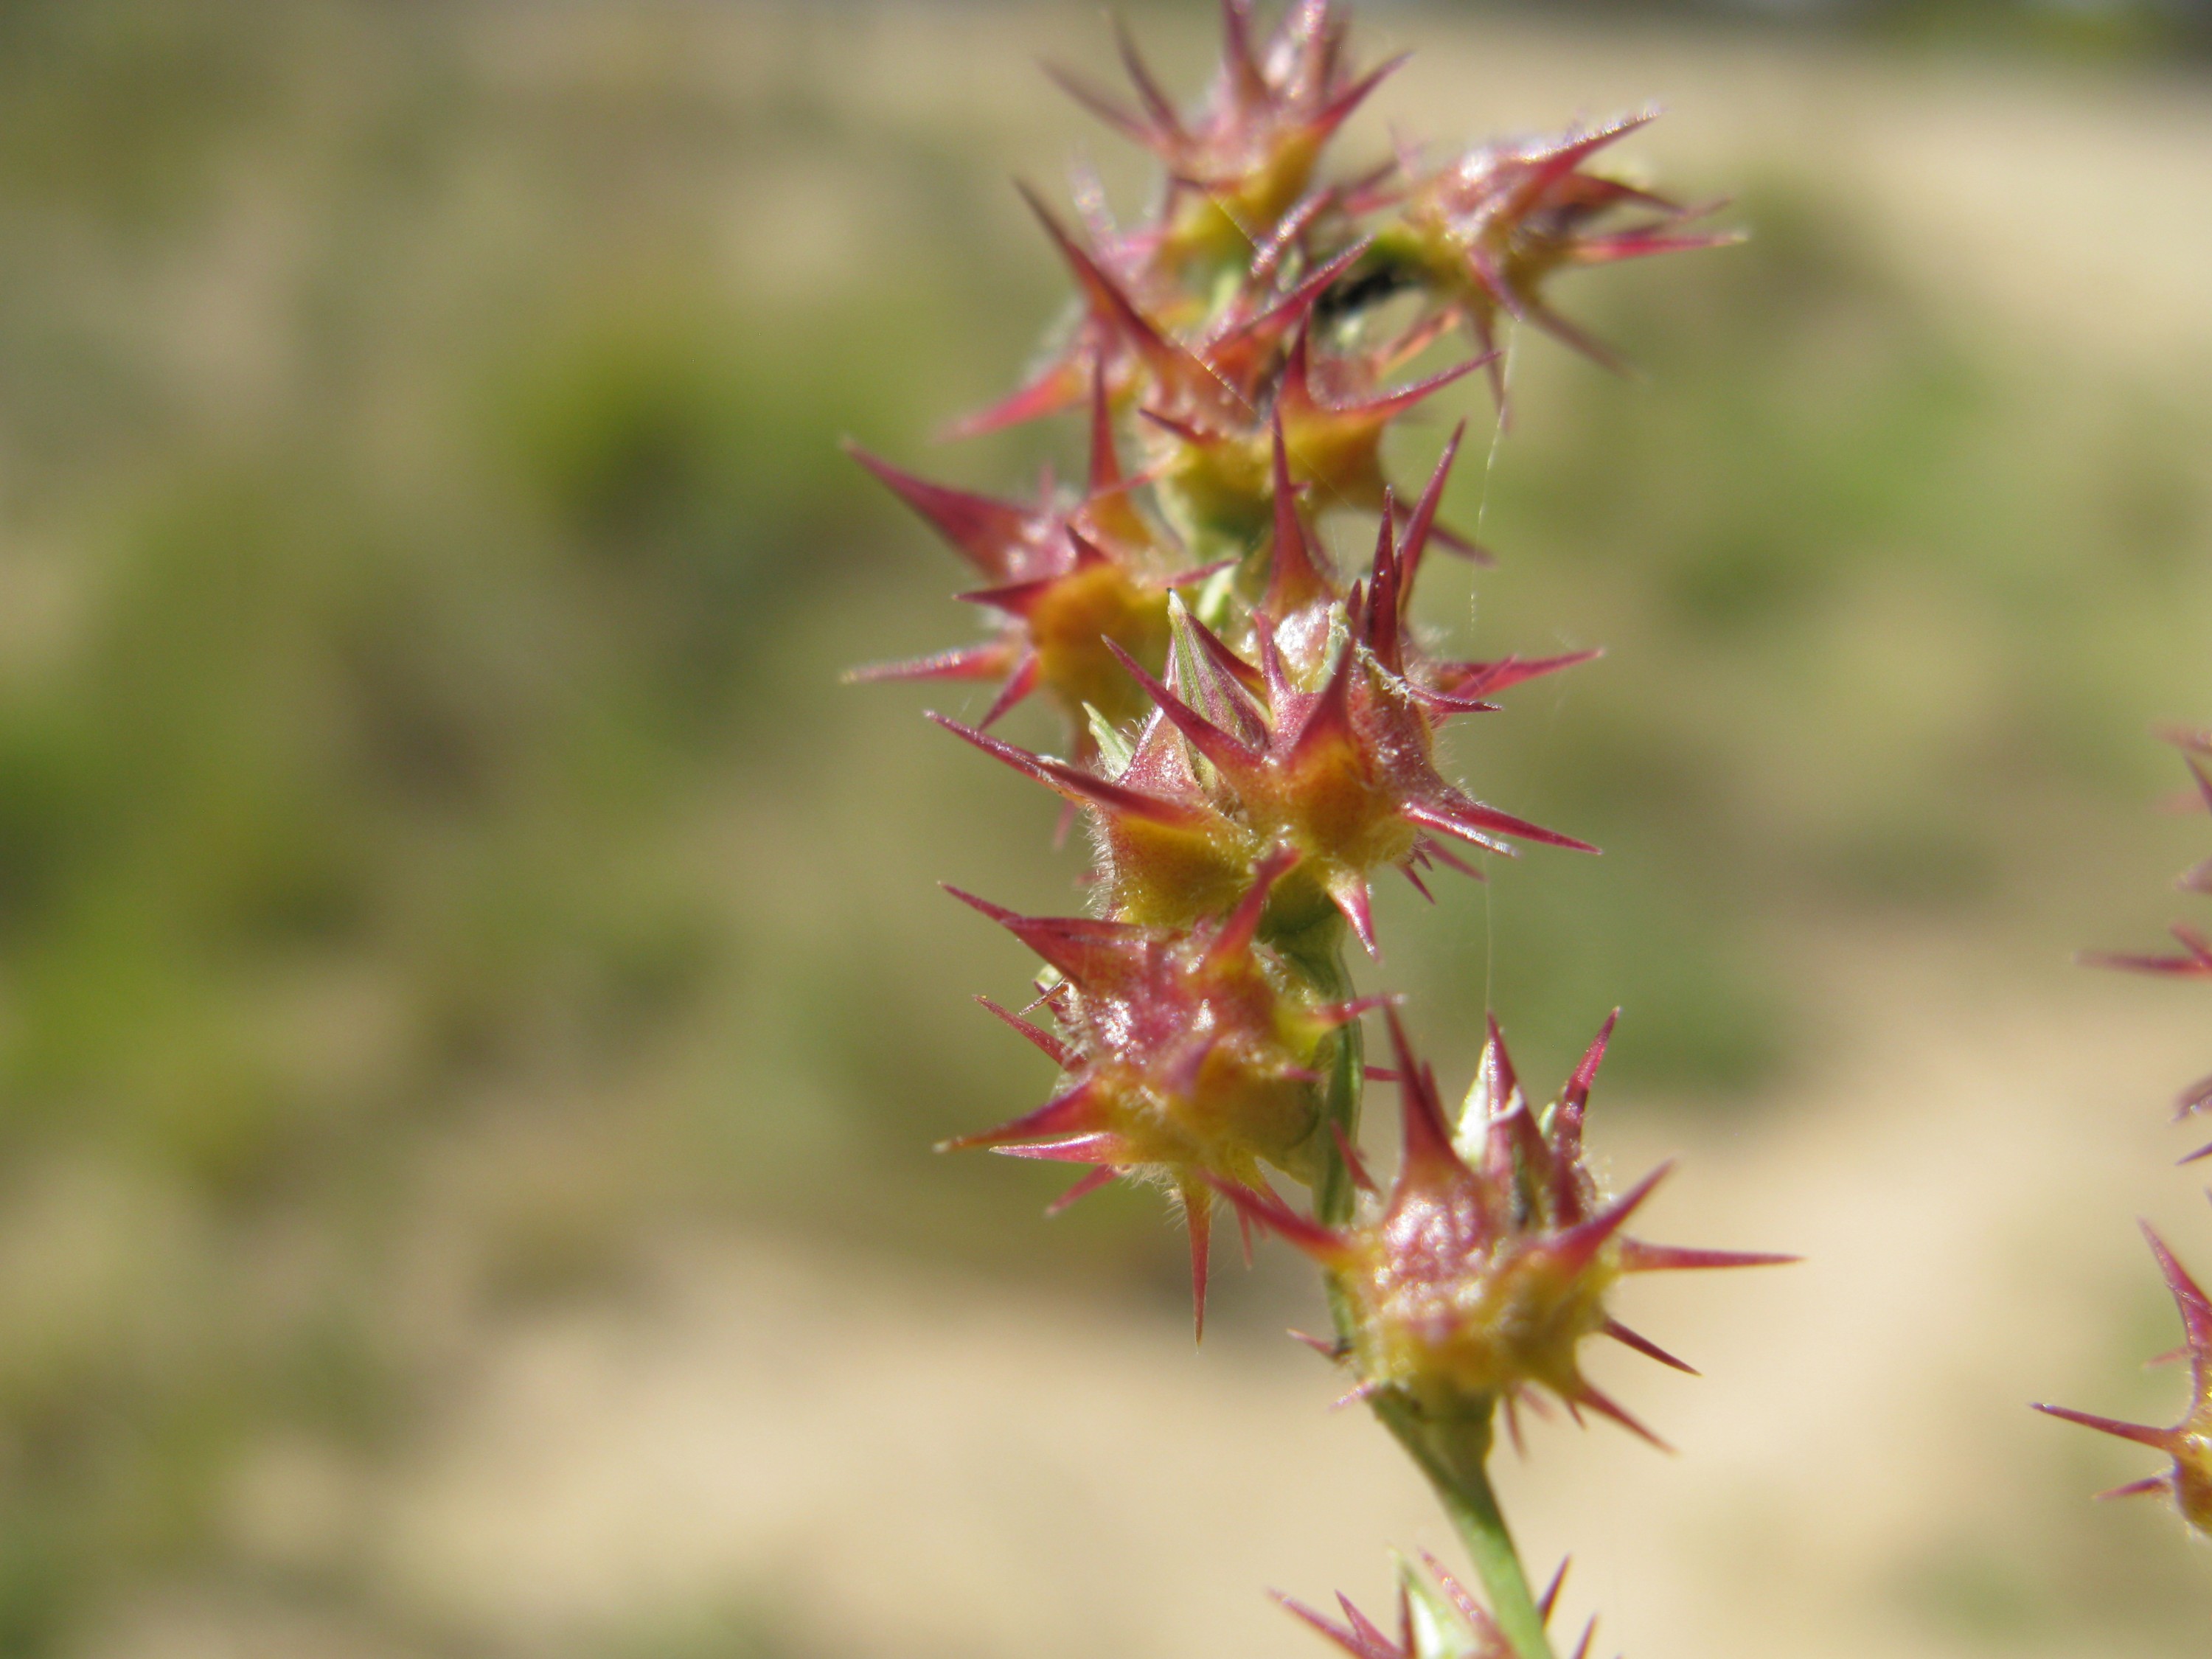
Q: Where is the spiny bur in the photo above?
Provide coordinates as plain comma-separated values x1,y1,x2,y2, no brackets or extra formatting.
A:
846,2,1755,1649
939,849,1385,1335
845,374,1193,757
1221,1009,1792,1442
2035,1214,2212,1537
1360,111,1736,403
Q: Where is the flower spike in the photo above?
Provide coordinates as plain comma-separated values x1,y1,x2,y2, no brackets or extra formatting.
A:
846,4,1755,1645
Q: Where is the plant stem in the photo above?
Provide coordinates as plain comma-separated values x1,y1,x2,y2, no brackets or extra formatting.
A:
1371,1395,1559,1659
1280,934,1554,1659
1273,920,1363,1228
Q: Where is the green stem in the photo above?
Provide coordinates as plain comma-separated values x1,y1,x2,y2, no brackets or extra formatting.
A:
1271,918,1363,1228
1276,931,1557,1659
1371,1395,1557,1659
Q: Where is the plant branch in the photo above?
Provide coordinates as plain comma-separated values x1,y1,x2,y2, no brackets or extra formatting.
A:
1279,934,1554,1657
1371,1393,1558,1659
1272,919,1363,1227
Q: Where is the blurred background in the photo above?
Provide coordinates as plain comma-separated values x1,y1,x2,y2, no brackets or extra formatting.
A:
4,1,2212,1655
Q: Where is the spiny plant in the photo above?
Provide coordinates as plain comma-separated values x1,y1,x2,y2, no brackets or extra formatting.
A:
2039,728,2212,1537
849,6,1788,1654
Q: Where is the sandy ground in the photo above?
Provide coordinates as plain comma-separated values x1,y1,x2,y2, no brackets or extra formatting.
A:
346,928,2212,1659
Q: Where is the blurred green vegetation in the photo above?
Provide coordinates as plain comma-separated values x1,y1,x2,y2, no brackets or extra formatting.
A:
1511,0,2203,60
0,0,2204,1653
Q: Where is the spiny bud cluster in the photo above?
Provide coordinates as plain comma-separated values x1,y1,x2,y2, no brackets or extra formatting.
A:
849,0,1728,762
851,4,1765,1648
933,470,1595,952
1223,1010,1790,1441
